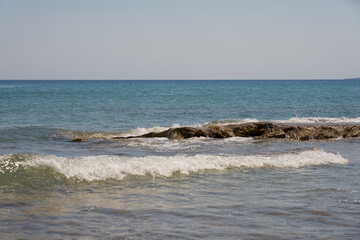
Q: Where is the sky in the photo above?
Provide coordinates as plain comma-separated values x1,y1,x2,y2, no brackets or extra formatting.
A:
0,0,359,80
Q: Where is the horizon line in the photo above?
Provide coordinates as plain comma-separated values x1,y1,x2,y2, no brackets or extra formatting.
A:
0,78,359,81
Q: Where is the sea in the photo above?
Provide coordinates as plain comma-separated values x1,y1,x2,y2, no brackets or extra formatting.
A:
0,80,360,239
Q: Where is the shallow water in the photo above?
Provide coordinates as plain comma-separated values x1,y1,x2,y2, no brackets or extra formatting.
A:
1,80,360,239
1,158,360,239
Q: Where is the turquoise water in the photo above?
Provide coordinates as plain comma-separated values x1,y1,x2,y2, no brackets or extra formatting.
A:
1,80,359,130
1,80,360,239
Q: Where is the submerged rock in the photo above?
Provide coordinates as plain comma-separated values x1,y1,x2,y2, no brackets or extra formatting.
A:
112,122,360,141
70,138,83,142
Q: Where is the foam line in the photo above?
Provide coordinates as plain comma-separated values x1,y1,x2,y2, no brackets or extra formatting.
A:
0,150,347,181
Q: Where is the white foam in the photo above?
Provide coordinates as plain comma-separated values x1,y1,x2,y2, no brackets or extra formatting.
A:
126,137,251,151
0,154,21,174
15,150,348,181
195,118,260,127
57,130,123,139
199,117,360,126
275,117,360,124
58,124,181,139
119,124,180,137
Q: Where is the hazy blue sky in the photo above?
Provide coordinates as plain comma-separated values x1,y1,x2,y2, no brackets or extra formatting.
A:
0,0,359,80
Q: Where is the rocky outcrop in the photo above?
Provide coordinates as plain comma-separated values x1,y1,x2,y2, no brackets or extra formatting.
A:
113,130,168,139
113,122,360,141
167,127,210,139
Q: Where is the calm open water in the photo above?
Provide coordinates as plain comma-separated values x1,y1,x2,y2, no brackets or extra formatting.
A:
1,80,360,239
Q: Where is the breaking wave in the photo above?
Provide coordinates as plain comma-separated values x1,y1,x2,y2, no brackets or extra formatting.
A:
200,117,360,126
0,150,348,182
276,117,360,124
55,124,181,139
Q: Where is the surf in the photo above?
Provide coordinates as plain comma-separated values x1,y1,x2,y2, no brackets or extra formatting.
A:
0,150,348,182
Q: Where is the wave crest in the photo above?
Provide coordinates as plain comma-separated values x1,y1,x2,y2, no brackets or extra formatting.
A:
199,117,360,126
277,117,360,124
0,150,348,181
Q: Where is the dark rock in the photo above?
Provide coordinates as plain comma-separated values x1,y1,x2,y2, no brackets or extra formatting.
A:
230,122,276,137
167,127,209,140
112,130,168,139
112,136,126,140
111,122,360,141
343,126,360,138
70,138,83,142
207,126,234,138
130,130,168,138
